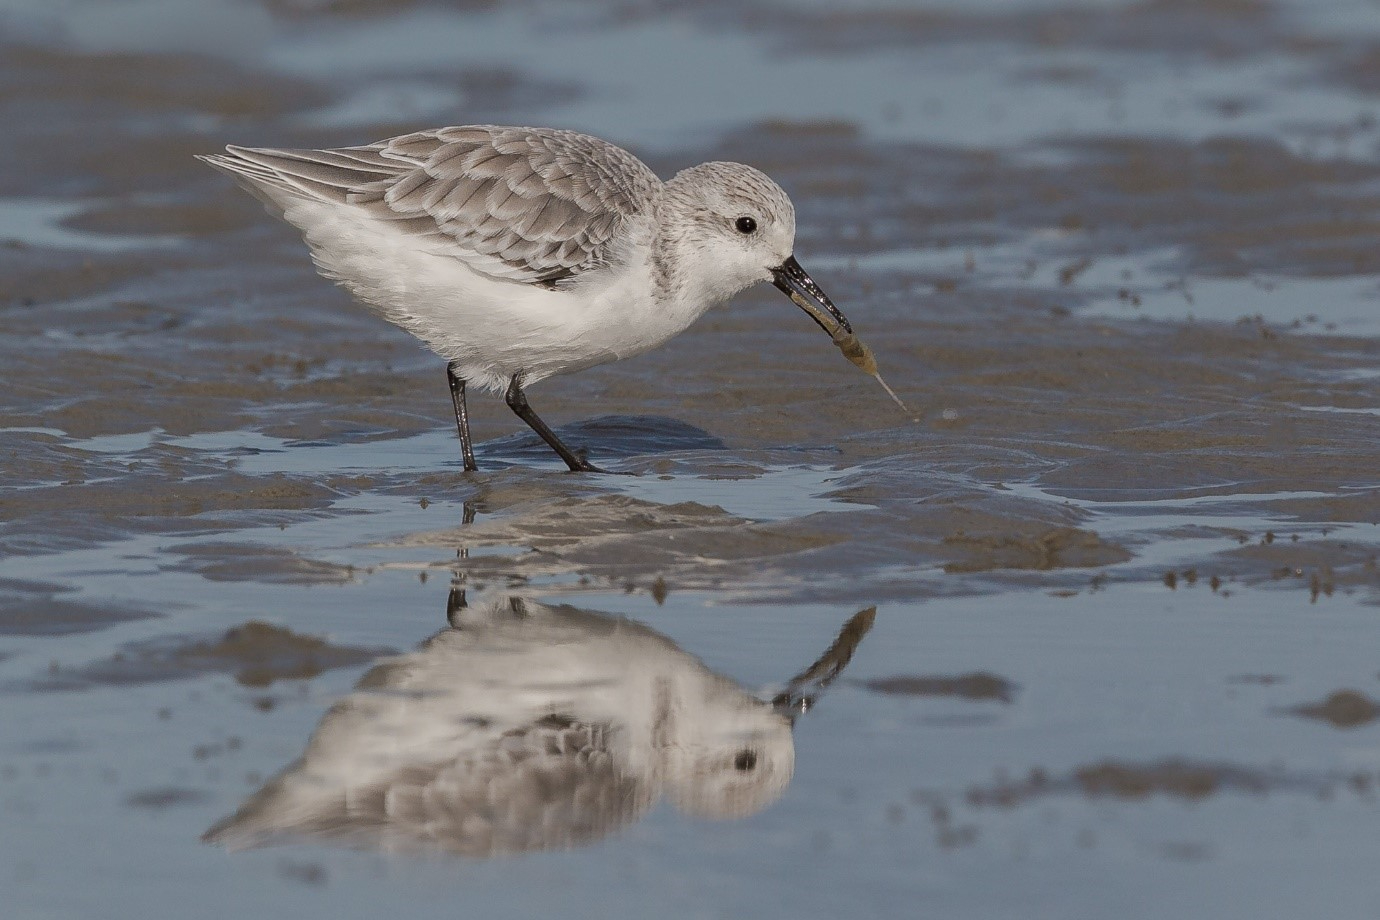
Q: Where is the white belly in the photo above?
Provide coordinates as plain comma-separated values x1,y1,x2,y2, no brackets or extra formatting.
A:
281,200,709,393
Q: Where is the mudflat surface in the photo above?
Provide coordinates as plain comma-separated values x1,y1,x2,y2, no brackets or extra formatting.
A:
2,1,1380,917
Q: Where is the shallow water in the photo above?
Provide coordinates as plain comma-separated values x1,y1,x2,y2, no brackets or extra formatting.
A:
4,0,1380,917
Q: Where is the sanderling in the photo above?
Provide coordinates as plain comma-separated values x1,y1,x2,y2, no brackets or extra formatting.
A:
200,125,901,472
202,593,875,856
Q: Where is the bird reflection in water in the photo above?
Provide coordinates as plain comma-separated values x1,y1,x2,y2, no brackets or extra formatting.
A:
204,589,875,857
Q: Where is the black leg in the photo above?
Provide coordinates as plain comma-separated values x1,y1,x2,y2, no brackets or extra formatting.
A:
504,375,606,473
446,581,466,627
446,361,478,472
446,501,477,627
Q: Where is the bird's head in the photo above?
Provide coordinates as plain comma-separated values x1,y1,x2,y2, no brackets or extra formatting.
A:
659,686,796,820
658,162,853,338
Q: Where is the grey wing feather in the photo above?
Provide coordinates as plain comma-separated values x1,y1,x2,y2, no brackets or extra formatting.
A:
375,719,651,856
204,718,651,856
200,125,662,286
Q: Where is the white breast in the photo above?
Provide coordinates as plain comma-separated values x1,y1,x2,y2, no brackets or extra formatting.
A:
279,200,712,393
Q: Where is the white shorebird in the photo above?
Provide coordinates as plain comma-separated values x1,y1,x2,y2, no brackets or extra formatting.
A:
203,593,875,857
199,125,859,472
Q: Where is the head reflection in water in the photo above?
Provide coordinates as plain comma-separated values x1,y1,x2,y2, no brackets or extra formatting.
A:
205,593,874,857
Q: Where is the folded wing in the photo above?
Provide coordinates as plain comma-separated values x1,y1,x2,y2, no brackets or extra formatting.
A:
199,125,661,287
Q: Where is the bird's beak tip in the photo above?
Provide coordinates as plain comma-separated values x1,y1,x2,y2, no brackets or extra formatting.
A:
771,256,854,336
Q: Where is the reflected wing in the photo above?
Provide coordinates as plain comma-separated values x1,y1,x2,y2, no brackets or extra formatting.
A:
204,717,652,857
200,125,661,287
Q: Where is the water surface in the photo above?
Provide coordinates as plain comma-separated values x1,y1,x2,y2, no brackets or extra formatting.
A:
3,0,1380,917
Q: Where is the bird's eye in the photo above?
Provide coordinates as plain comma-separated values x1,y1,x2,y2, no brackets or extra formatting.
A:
734,216,757,235
733,750,758,771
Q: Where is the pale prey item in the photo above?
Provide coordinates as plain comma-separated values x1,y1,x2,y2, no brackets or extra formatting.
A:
199,125,892,472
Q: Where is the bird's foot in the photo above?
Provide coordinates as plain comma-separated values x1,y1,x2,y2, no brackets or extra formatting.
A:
565,448,628,475
568,457,610,474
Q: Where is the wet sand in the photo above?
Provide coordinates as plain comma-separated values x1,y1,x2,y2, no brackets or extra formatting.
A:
3,0,1380,917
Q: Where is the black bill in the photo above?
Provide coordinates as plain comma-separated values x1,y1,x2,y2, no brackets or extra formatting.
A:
771,606,876,721
771,255,853,336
